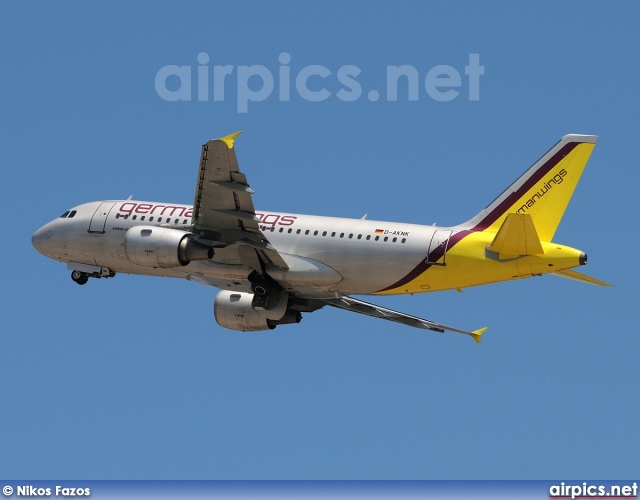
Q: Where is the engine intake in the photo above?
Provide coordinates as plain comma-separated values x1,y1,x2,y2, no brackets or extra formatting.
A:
125,226,213,268
214,290,302,332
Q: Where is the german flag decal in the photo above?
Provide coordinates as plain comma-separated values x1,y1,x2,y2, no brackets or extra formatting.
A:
374,229,384,234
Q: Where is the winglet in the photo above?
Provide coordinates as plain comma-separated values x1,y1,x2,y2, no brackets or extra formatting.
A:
470,327,488,344
220,131,242,149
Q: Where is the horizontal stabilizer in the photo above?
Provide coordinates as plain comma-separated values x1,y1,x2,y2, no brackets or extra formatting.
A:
552,269,612,287
486,213,544,259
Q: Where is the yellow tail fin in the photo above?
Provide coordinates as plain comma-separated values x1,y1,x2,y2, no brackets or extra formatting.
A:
463,135,597,242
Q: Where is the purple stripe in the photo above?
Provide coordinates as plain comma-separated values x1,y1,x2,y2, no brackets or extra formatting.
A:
375,141,579,292
376,229,472,293
470,142,577,231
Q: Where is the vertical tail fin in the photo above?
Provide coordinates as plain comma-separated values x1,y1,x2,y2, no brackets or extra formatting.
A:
461,134,598,242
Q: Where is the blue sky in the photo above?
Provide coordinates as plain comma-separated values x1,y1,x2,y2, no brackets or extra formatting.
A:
1,1,639,479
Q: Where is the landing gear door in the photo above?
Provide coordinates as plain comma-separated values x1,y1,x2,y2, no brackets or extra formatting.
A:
426,229,452,265
89,202,116,233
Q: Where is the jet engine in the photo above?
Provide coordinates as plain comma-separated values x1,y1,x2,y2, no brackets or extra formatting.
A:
124,226,213,268
214,290,302,331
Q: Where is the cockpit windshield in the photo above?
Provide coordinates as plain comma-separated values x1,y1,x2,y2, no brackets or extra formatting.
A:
59,210,77,218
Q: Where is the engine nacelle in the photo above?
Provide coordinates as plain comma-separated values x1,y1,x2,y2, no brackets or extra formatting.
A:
124,226,213,268
213,290,302,332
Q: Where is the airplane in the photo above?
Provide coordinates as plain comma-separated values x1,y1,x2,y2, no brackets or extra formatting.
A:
32,132,610,343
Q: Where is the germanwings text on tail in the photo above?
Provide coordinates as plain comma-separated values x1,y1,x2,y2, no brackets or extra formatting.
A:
32,133,610,342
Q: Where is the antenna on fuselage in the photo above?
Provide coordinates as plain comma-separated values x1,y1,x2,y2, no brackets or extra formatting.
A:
361,214,368,220
127,195,133,200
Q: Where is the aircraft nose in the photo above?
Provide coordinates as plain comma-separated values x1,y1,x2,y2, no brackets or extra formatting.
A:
32,225,52,255
32,228,42,251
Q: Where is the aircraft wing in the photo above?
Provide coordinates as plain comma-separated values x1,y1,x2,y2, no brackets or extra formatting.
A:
192,132,288,269
320,296,487,343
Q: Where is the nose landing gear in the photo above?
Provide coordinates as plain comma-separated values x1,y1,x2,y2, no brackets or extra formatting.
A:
69,266,115,285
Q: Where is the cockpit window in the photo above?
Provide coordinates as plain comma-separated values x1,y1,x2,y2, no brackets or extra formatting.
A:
68,210,77,218
60,211,70,218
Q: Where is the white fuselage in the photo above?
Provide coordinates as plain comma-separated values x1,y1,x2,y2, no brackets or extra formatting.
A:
32,199,446,296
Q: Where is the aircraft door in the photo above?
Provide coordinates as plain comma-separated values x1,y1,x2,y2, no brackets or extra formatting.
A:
426,229,452,265
89,202,116,233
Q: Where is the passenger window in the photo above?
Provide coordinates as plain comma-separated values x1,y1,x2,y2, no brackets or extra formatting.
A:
279,228,284,233
348,234,353,239
331,232,336,237
132,215,137,220
384,237,388,242
141,216,145,221
340,233,344,238
115,213,120,219
322,231,327,236
296,229,300,234
314,230,318,236
288,228,293,233
158,217,162,222
375,236,379,241
183,220,187,224
174,219,179,224
149,217,154,222
392,237,397,242
402,238,406,243
366,235,371,240
305,230,310,235
357,234,362,239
